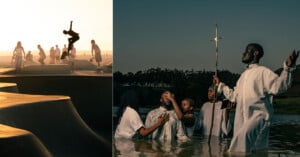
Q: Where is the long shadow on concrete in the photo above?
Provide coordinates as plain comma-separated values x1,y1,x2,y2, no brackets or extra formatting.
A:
0,72,112,155
0,92,110,156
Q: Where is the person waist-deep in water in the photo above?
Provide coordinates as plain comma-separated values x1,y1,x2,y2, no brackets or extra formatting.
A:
213,43,299,153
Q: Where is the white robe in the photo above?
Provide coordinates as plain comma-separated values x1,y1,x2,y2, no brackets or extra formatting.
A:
145,106,188,141
114,106,144,139
218,63,295,153
199,101,232,137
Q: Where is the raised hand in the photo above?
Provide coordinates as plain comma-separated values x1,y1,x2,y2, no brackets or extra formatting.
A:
213,75,220,86
286,50,299,67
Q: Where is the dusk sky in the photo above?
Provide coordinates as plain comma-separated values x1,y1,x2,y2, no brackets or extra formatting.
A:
114,0,300,74
0,0,112,54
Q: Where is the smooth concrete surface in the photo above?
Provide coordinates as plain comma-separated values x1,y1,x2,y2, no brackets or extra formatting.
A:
0,92,110,156
0,124,52,157
0,83,18,93
0,75,112,140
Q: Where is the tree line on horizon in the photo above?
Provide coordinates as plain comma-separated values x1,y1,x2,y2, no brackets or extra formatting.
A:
113,67,240,109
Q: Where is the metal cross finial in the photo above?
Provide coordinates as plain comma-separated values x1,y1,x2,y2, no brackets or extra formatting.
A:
211,23,223,77
208,23,223,144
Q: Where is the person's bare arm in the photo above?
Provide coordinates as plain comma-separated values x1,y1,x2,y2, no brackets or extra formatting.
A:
138,112,169,136
69,21,73,31
165,92,183,119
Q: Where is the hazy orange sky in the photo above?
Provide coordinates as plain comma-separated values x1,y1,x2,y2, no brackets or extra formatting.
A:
0,0,112,54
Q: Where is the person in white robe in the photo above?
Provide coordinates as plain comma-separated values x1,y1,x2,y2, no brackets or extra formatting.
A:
114,90,169,139
213,43,299,153
145,90,189,141
12,41,26,72
199,85,233,138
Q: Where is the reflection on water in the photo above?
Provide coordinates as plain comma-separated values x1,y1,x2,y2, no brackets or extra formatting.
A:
113,115,300,157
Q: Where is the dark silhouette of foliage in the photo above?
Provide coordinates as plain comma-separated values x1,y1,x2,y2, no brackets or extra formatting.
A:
113,68,240,109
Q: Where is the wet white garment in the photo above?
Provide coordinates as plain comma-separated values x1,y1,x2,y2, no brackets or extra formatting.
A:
114,106,144,139
145,106,188,141
199,101,232,137
218,63,295,153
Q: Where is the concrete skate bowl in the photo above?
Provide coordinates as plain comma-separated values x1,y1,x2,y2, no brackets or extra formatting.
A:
0,124,51,157
0,92,110,156
0,82,18,93
0,72,112,155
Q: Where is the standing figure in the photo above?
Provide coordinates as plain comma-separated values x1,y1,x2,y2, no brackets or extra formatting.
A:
63,21,80,53
70,46,76,59
60,44,68,62
49,46,56,64
91,39,102,67
37,44,46,65
12,41,26,72
55,45,61,64
199,85,233,138
213,43,299,153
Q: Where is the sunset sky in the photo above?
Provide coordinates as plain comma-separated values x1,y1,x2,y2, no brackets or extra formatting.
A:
0,0,112,55
114,0,300,74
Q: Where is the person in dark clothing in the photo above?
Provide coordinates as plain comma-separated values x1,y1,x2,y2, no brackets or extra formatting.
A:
63,21,80,54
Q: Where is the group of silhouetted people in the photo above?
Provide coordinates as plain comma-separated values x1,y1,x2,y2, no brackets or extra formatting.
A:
11,21,103,73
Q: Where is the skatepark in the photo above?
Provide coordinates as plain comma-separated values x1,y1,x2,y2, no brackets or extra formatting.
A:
0,60,112,156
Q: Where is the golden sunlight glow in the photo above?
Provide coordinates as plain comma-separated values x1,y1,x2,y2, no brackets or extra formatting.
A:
0,0,112,55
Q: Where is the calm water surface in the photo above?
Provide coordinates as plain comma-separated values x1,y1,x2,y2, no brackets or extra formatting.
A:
113,114,300,157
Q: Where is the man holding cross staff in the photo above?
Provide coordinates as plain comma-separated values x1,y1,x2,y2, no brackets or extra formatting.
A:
213,41,299,153
204,24,234,144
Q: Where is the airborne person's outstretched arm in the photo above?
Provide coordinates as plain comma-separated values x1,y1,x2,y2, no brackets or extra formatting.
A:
69,21,73,31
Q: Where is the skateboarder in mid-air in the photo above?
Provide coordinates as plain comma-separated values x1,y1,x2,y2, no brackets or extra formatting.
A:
63,21,80,55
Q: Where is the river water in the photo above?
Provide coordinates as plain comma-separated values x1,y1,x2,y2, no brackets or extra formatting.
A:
113,114,300,157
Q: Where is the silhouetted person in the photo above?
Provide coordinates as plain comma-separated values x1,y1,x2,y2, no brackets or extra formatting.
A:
91,39,102,67
25,51,33,62
63,21,80,54
12,41,26,72
37,44,46,65
60,44,68,61
55,45,61,64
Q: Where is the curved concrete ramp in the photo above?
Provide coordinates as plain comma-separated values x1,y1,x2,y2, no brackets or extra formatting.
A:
0,124,51,157
0,83,18,93
9,65,71,74
0,92,110,156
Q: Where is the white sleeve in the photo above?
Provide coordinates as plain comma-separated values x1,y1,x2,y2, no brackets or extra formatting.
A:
131,110,144,132
217,82,237,103
221,109,232,136
266,62,295,95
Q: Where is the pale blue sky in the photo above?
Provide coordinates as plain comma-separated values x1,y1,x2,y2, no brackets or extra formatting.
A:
114,0,300,74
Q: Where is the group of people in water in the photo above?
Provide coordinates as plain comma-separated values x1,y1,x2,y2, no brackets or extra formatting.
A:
114,43,299,154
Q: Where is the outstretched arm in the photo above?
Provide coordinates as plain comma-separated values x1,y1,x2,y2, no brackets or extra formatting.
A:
138,112,169,136
69,21,73,31
213,75,237,102
266,50,299,95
